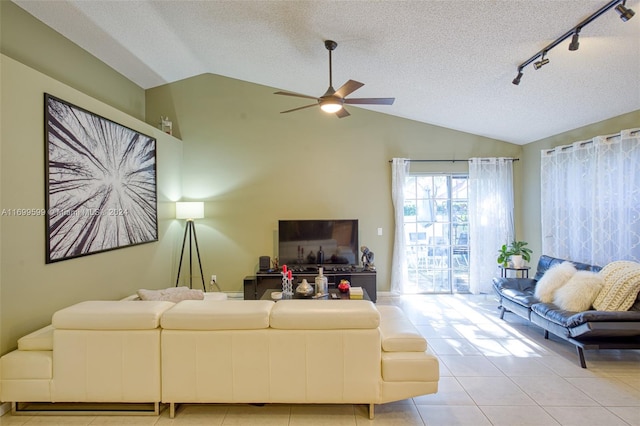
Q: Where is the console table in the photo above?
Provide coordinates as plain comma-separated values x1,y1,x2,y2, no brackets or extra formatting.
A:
260,288,371,301
244,268,377,302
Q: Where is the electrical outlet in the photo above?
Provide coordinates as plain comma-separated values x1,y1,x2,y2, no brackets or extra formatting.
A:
210,274,217,283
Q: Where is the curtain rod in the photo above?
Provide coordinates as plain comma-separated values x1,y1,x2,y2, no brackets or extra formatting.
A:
544,129,640,154
388,158,519,163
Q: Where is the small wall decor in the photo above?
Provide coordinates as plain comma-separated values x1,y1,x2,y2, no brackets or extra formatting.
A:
160,116,172,135
44,94,158,263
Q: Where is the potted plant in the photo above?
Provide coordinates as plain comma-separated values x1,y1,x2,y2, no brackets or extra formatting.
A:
508,240,532,268
497,241,532,268
497,244,512,268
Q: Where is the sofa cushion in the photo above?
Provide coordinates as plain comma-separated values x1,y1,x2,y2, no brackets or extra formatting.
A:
531,303,640,328
160,300,274,330
270,300,380,330
18,325,54,351
553,271,603,312
376,306,427,352
52,300,174,330
533,255,602,281
594,261,640,311
137,286,205,302
534,261,577,303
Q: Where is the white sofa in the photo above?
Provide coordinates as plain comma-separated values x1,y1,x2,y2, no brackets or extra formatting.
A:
0,298,439,419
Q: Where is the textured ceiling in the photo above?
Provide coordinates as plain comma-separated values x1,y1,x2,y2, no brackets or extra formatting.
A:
13,0,640,144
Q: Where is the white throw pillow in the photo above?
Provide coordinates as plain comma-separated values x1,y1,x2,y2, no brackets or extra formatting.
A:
137,286,204,302
553,270,603,312
534,261,577,303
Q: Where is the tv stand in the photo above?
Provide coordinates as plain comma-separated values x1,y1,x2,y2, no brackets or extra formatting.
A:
244,267,376,302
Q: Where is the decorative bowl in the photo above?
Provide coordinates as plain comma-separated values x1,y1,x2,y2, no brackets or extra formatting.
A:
338,279,351,293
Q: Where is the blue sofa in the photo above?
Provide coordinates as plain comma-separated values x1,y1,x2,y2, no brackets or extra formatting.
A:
493,255,640,368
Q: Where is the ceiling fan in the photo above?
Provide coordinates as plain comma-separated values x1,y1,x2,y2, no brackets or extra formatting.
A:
274,40,395,118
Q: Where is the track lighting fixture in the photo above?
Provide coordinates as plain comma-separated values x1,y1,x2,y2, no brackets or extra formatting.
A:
568,29,580,51
533,53,549,70
616,1,636,21
512,70,523,85
512,0,634,85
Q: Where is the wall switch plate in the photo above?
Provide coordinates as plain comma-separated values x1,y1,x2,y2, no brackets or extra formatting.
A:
377,227,383,236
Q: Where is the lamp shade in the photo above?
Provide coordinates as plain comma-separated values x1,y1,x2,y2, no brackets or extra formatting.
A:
176,202,204,220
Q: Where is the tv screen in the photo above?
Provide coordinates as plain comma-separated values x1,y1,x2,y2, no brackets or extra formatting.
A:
278,219,359,267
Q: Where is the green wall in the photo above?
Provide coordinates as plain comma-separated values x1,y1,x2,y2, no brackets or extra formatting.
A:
0,1,146,120
0,55,184,353
145,73,522,293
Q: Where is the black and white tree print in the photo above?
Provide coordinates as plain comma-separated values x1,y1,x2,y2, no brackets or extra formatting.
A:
45,96,157,262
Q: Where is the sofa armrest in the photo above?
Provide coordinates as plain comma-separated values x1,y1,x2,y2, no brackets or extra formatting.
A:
493,277,537,293
18,325,54,351
376,306,426,352
493,278,540,308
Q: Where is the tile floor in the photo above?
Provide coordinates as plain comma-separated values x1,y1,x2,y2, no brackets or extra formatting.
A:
1,294,639,425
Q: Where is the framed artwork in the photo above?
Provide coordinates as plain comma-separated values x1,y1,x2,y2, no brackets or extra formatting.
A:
44,94,158,263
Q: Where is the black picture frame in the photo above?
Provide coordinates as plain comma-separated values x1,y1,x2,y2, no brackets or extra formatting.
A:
44,94,158,263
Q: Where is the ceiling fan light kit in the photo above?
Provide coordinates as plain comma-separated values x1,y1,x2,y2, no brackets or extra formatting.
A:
274,40,395,118
512,0,635,85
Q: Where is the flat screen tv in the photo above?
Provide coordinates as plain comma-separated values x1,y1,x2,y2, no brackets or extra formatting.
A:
278,219,359,267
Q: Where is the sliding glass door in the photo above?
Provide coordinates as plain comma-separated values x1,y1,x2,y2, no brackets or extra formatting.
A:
403,174,469,293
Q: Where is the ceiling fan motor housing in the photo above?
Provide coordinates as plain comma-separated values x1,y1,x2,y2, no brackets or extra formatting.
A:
274,39,394,118
324,40,338,51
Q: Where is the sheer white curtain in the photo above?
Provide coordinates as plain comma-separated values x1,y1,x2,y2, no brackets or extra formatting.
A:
541,128,640,265
468,158,514,294
390,158,409,294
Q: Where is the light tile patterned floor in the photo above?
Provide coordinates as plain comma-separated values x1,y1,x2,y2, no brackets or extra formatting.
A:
1,294,639,425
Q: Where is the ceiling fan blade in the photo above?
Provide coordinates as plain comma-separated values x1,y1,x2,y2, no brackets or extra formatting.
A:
334,80,364,98
335,107,351,118
274,91,318,101
280,103,318,114
345,97,395,105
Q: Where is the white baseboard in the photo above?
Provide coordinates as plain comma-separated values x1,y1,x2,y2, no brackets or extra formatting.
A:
0,402,10,417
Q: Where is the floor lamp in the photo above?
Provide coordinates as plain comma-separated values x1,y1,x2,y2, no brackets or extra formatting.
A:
175,202,206,291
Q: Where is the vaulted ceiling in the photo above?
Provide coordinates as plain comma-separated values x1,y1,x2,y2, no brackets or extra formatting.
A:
13,0,640,144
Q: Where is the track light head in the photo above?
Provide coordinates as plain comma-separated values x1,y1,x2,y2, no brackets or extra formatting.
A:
569,31,580,51
615,3,635,21
533,54,549,70
512,71,523,85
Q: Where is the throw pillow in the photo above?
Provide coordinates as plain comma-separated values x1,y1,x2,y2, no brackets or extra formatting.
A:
553,270,603,312
534,261,577,303
593,261,640,311
137,286,205,302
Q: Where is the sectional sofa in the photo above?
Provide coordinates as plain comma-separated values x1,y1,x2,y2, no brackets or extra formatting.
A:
0,297,439,419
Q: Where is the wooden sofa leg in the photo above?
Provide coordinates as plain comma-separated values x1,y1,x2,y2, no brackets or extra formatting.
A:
544,330,549,339
369,403,375,419
170,402,176,419
499,306,506,320
576,346,587,369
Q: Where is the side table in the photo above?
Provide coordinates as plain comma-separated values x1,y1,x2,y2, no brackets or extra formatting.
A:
499,265,530,278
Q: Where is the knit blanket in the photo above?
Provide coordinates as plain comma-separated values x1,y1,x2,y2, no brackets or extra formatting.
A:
593,261,640,311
